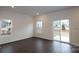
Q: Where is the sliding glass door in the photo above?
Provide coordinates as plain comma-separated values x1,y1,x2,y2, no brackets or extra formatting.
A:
53,19,70,42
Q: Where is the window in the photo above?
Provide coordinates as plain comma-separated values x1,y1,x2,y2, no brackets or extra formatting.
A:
36,20,43,33
0,19,12,35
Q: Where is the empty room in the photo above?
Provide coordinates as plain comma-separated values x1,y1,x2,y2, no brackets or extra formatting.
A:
0,6,79,53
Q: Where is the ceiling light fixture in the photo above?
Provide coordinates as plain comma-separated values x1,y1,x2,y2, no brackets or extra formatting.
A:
36,12,39,15
11,6,14,8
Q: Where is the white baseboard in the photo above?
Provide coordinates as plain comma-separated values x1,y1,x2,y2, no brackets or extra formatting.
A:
0,36,32,45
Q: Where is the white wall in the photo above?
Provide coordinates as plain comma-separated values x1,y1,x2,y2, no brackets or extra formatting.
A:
0,10,33,44
34,7,79,46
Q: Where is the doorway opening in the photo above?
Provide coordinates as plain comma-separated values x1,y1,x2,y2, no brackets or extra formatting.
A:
53,19,70,42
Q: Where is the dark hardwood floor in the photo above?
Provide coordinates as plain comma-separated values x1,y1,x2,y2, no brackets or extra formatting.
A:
0,37,79,53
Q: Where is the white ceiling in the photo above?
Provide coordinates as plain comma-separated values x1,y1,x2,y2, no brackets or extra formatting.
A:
0,6,72,16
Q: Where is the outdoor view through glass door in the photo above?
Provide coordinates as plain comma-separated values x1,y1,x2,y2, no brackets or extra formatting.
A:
53,19,70,42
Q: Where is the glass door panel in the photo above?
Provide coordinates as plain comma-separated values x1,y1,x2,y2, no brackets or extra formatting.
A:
53,20,61,40
61,20,70,42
